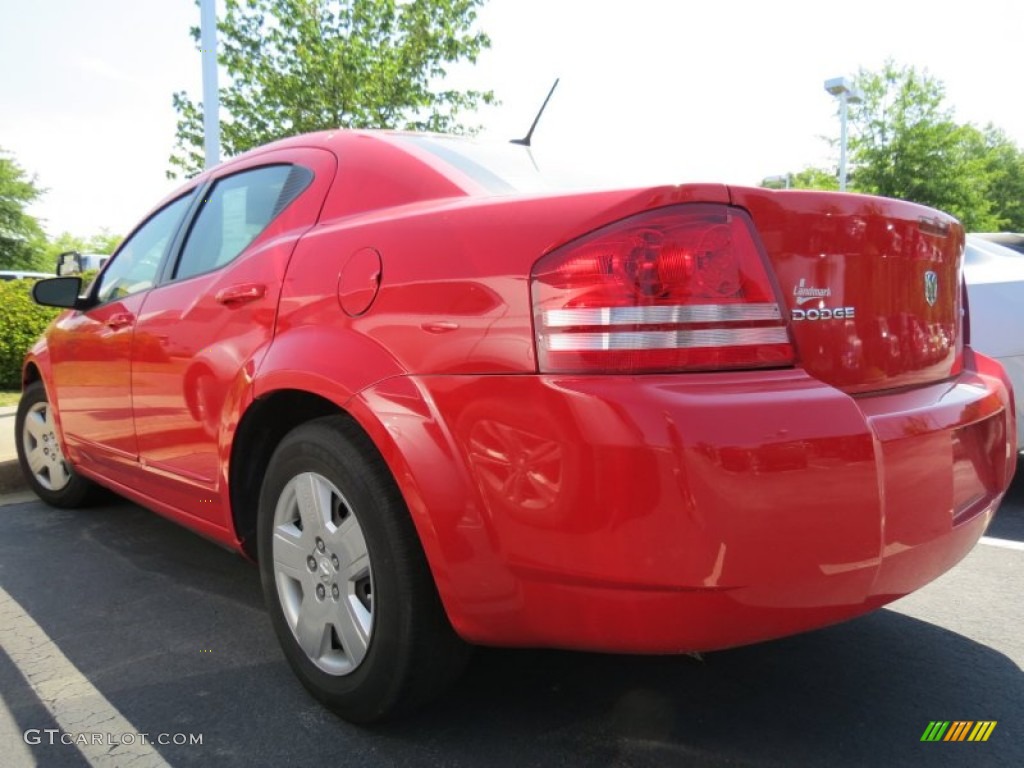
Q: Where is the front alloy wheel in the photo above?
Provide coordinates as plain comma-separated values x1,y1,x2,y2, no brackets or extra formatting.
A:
15,382,93,508
23,400,71,491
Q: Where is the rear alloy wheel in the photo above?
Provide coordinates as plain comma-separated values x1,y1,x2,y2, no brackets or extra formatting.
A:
15,382,94,508
271,471,375,676
257,416,470,723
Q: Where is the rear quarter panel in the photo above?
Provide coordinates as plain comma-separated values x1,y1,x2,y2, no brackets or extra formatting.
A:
267,183,733,384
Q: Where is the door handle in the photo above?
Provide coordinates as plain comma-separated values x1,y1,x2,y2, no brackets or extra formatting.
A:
216,283,267,306
106,312,134,330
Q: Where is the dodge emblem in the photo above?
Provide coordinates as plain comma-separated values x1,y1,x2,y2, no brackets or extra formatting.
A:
924,271,938,307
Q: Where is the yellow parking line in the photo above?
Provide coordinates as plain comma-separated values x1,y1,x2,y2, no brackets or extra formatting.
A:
0,586,171,768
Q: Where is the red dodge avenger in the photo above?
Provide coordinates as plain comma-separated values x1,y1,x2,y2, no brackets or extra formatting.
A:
17,131,1016,721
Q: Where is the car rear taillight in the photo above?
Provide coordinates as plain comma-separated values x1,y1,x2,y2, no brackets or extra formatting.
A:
531,204,795,374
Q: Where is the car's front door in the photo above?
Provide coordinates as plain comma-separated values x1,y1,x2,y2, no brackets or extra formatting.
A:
130,149,335,524
48,193,194,468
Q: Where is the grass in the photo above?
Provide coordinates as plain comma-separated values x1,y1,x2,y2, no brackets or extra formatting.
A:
0,391,21,407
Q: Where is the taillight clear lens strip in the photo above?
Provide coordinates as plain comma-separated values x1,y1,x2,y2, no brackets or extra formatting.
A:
543,302,782,328
546,327,791,351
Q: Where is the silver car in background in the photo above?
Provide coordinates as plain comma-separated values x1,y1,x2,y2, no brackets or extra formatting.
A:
972,232,1024,256
964,234,1024,446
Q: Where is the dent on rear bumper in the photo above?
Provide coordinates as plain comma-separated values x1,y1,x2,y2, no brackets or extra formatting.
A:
350,353,1015,653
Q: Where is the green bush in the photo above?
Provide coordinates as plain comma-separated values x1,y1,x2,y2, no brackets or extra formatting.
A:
0,280,61,389
79,268,100,294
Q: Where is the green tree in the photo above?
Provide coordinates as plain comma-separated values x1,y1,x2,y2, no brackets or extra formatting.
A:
970,124,1024,231
0,149,47,270
761,167,838,191
43,229,123,267
790,167,839,191
170,0,495,178
85,229,122,254
846,62,1000,230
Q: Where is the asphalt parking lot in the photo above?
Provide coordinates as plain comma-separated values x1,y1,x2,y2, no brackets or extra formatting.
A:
0,472,1021,768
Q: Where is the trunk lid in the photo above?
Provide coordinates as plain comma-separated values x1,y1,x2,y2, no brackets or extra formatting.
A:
730,187,965,395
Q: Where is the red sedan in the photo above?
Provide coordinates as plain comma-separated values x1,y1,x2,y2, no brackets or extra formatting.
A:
17,131,1016,722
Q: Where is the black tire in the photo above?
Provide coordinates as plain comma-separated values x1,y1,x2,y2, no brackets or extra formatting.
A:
15,381,94,508
257,415,471,723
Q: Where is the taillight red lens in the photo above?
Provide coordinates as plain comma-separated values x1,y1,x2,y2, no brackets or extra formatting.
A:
531,204,795,374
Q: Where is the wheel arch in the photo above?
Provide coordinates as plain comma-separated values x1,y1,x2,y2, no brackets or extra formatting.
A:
229,388,342,559
227,377,473,639
234,322,411,556
228,381,448,560
22,360,42,387
20,356,66,448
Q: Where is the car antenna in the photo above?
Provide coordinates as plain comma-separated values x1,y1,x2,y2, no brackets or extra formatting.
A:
511,78,560,147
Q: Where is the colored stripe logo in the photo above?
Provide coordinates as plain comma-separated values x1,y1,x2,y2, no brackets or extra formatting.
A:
921,721,997,742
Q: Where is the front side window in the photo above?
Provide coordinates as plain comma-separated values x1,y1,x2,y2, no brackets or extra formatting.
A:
95,194,193,304
174,165,309,281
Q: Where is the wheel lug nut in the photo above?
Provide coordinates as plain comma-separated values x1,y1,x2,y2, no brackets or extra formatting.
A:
316,584,325,600
331,584,339,599
316,538,325,553
331,554,339,570
307,556,316,571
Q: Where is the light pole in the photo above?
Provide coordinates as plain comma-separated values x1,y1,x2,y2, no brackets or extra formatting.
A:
824,77,862,192
201,0,220,168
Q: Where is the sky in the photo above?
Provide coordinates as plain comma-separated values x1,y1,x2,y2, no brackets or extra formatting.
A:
1,0,1022,239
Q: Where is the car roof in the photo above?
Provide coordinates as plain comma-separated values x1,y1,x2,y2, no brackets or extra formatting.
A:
966,234,1024,259
970,232,1024,255
149,129,469,213
964,234,1024,285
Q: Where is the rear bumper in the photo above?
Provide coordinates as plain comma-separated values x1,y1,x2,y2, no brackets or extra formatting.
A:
354,350,1015,652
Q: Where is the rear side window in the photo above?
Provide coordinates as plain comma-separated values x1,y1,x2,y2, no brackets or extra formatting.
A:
174,165,312,281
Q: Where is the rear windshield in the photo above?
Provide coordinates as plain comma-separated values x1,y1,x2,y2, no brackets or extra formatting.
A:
395,135,597,194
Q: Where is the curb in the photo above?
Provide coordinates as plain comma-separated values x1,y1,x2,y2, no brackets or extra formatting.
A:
0,459,26,495
1,404,19,493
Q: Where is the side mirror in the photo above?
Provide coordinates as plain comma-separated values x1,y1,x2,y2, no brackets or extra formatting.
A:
33,277,83,309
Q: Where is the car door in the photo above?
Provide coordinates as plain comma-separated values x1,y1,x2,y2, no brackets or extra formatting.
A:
130,148,336,524
47,193,194,467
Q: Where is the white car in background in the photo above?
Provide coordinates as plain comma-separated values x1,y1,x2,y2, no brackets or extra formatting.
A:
973,232,1024,256
0,271,56,281
964,234,1024,447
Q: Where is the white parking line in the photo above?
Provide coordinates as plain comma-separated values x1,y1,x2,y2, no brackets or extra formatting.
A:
0,586,171,768
980,536,1024,551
